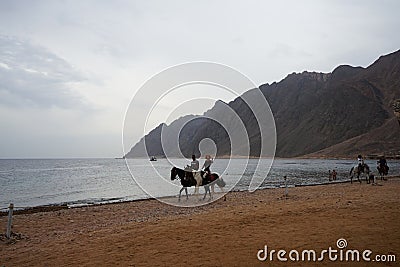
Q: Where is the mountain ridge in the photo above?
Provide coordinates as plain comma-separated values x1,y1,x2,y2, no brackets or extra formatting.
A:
125,49,400,159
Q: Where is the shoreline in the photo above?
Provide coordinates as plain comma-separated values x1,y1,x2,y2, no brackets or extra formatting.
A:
2,175,398,216
125,156,400,160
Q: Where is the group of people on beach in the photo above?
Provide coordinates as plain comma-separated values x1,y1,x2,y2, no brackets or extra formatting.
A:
328,169,337,181
328,154,389,182
357,154,389,173
189,153,390,184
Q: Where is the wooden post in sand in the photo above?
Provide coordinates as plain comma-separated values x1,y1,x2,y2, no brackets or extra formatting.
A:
284,176,288,198
6,203,14,239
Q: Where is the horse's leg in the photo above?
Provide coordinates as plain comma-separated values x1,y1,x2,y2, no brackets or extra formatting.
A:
358,167,364,182
203,186,211,200
211,183,215,194
194,174,202,196
350,168,353,184
202,186,208,200
179,187,185,202
185,187,189,200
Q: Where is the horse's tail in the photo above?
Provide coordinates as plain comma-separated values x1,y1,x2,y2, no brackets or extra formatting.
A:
216,177,226,187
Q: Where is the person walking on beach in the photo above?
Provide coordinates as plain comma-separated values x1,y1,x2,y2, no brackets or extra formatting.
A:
332,169,337,180
202,155,214,174
190,155,199,171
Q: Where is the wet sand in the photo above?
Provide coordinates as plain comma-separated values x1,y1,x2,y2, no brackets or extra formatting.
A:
1,177,400,266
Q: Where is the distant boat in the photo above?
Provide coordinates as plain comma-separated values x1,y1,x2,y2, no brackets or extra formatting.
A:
149,156,157,161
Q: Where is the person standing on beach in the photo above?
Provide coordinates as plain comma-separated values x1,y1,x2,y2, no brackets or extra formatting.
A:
202,155,214,174
190,155,199,171
332,169,337,180
328,170,332,181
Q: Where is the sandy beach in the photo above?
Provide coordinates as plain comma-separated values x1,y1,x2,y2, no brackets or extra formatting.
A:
1,177,400,266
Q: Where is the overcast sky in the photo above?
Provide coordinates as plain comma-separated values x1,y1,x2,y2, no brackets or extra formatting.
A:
0,0,399,158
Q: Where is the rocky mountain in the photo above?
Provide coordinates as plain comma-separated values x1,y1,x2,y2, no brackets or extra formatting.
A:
125,50,400,159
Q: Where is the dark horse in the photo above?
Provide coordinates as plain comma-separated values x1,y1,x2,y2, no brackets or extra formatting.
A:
349,163,371,184
377,163,389,181
170,167,224,201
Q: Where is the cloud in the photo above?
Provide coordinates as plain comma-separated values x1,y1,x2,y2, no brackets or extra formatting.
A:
0,35,88,109
0,1,399,158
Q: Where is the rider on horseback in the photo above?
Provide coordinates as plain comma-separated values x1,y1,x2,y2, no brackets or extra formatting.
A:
202,154,214,174
190,154,199,171
377,155,389,174
378,156,387,168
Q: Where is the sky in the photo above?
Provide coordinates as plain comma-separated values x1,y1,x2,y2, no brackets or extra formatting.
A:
0,0,399,158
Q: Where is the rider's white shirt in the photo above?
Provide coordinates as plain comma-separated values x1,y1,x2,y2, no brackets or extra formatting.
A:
191,160,199,171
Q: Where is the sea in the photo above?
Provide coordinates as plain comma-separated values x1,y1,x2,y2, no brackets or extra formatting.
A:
0,158,399,210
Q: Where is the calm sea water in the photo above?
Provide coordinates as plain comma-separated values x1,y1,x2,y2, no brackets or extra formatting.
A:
0,158,399,209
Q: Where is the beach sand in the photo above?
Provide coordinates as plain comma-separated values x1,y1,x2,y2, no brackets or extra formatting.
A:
1,178,400,266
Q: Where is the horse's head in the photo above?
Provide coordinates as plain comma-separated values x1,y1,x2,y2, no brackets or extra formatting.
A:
170,167,177,181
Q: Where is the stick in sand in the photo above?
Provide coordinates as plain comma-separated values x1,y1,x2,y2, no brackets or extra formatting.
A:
6,203,14,239
284,176,288,198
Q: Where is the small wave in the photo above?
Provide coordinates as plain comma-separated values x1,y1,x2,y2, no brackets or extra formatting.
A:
10,165,104,173
66,195,150,208
33,190,88,200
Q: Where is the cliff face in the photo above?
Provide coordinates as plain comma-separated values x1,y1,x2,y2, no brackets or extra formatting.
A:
125,123,166,158
303,51,400,158
125,50,400,159
394,99,400,125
